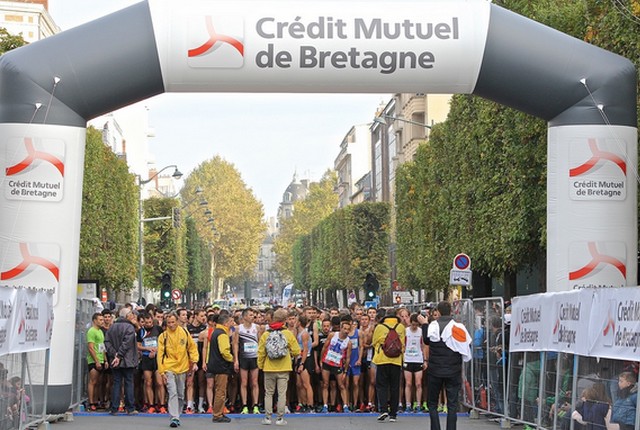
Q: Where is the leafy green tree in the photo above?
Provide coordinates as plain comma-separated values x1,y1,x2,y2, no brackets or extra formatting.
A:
142,197,187,292
274,170,338,281
181,156,264,295
79,128,138,292
0,28,27,55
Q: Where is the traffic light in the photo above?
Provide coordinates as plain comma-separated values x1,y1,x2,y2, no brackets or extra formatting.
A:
172,207,181,228
363,273,379,300
161,272,172,307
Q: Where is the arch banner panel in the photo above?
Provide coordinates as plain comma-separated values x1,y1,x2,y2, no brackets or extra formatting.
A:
148,0,491,93
548,125,638,291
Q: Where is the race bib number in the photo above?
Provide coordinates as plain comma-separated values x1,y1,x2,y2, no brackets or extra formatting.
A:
326,349,342,365
97,343,105,353
143,337,158,348
351,337,358,349
244,342,258,354
405,345,419,358
366,348,373,361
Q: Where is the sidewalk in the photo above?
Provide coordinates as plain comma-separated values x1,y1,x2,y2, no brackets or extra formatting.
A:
52,411,506,430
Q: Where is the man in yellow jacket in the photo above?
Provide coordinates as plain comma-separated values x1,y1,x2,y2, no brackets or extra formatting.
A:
372,308,406,422
157,311,199,428
257,308,301,426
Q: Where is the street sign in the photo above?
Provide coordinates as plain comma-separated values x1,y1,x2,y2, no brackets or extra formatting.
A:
393,291,414,304
453,253,471,270
364,300,378,309
171,289,182,301
449,269,472,286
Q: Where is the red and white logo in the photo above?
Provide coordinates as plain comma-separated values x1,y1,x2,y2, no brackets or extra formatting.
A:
188,16,244,68
0,242,60,289
569,137,626,201
569,241,626,287
5,136,65,202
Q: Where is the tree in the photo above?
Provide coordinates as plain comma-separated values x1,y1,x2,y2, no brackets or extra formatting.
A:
79,127,138,291
142,197,187,292
274,170,339,281
0,28,26,55
181,156,264,296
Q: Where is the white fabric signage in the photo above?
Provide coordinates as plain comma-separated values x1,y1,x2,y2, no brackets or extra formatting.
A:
510,287,640,362
0,288,53,356
547,126,638,292
589,287,640,361
149,0,491,93
0,124,86,380
510,293,547,352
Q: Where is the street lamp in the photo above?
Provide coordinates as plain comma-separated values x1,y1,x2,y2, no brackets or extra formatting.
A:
373,114,433,129
138,165,183,303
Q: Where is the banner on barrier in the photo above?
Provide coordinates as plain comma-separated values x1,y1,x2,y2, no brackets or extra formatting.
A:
511,287,640,361
0,288,53,356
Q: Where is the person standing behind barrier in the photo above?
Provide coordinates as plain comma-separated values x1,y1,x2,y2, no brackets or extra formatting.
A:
257,308,301,426
372,308,405,422
87,312,107,412
207,313,235,423
611,371,638,430
424,301,472,430
157,312,199,428
104,307,140,415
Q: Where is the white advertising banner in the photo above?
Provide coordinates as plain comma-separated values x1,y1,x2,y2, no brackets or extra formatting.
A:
547,126,638,292
149,0,491,93
547,289,591,355
9,289,53,354
510,287,640,361
510,293,548,352
0,288,16,356
589,287,640,361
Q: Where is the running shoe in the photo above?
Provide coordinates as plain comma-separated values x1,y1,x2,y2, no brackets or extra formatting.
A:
262,416,272,425
377,412,389,421
275,418,287,426
159,406,168,414
185,407,194,414
320,405,328,413
253,406,261,414
169,418,180,428
241,406,249,414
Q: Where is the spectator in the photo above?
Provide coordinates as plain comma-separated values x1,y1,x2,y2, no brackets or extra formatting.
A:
611,371,638,430
104,307,139,415
424,301,472,430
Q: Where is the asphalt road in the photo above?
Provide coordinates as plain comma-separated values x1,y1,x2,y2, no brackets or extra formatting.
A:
44,411,507,430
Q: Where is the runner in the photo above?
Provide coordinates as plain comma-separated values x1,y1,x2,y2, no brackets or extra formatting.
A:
233,308,262,414
136,311,165,413
320,318,352,414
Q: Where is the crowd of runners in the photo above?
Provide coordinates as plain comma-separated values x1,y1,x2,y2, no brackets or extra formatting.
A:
85,302,455,418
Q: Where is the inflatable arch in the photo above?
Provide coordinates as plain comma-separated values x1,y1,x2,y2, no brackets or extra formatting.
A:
0,0,636,413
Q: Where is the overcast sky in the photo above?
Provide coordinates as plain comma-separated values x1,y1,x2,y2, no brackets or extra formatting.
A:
48,0,390,217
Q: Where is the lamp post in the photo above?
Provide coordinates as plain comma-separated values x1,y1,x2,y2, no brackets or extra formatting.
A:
373,114,433,130
138,165,183,303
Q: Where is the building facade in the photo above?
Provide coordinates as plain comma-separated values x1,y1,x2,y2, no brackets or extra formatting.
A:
334,123,372,208
277,172,310,220
0,0,58,43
